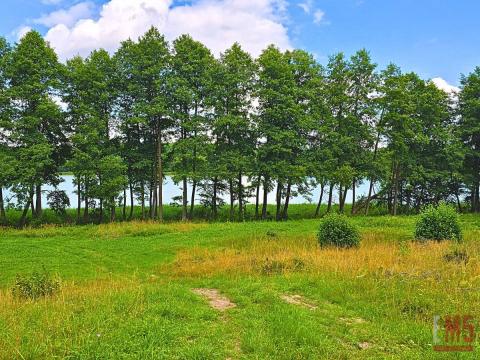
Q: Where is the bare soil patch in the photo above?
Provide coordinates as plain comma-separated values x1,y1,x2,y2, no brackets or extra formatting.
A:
280,294,317,310
192,288,236,311
357,341,370,350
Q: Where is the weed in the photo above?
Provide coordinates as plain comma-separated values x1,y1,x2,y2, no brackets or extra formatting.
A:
12,267,60,300
443,249,469,264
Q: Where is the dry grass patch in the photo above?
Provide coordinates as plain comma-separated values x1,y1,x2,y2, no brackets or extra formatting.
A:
166,232,480,282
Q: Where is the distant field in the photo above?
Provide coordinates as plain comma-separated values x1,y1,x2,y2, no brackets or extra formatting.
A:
1,214,479,358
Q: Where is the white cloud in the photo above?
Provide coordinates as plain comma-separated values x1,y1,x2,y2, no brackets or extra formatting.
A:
15,26,33,41
298,0,312,14
35,2,95,27
43,0,292,60
313,9,325,24
431,77,460,94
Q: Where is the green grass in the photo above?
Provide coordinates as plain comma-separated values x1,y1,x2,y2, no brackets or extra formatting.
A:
2,203,385,227
1,214,480,358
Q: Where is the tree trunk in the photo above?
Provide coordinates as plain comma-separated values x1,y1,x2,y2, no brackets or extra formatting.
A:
456,192,462,213
341,186,348,212
30,188,35,216
238,172,243,221
282,181,292,220
35,184,42,218
157,123,163,222
470,185,475,213
189,117,198,220
229,178,234,221
99,198,104,222
77,180,81,223
476,182,480,213
141,183,145,220
255,179,260,220
122,188,127,220
365,130,380,215
189,180,196,220
149,185,153,218
392,161,400,216
212,177,218,220
19,194,32,228
365,179,375,216
351,179,356,215
275,181,283,221
338,186,343,213
327,183,334,213
110,197,116,222
261,176,268,220
129,181,134,220
182,177,188,221
315,183,325,217
152,179,157,219
84,177,89,222
0,187,6,224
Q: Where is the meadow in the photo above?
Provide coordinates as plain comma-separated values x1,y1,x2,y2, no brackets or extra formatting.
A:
1,205,479,359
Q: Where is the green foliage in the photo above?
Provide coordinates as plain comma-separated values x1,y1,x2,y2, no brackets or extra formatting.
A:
0,27,478,228
12,267,59,300
317,213,360,248
414,203,462,242
47,190,70,215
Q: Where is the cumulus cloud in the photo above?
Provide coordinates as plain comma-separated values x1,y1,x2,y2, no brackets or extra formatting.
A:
431,77,460,94
35,2,95,27
43,0,292,60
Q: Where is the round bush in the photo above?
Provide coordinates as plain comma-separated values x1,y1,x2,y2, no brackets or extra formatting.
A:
414,203,462,242
317,213,360,248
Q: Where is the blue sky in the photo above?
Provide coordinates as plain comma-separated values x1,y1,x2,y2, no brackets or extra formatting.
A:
1,0,478,86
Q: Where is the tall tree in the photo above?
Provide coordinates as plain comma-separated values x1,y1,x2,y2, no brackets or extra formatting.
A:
211,43,256,220
64,50,122,222
256,46,295,220
347,50,377,214
169,35,215,220
6,31,64,226
458,68,480,212
0,37,11,224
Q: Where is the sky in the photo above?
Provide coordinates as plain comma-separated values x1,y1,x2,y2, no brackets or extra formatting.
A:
1,0,478,89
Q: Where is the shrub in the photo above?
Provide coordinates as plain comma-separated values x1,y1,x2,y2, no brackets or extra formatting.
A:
12,267,60,300
317,213,360,248
414,203,462,242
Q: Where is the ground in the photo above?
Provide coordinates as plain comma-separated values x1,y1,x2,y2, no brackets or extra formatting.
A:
1,210,479,359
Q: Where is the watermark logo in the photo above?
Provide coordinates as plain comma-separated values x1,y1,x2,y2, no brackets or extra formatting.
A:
433,315,476,352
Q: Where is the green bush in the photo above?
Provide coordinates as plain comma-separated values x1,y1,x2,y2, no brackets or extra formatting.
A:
12,267,60,300
317,213,360,248
414,203,462,242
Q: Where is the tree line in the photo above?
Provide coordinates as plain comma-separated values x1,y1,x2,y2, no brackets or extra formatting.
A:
0,28,479,226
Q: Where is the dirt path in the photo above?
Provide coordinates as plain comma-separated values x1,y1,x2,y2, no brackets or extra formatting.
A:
192,288,236,311
280,294,317,310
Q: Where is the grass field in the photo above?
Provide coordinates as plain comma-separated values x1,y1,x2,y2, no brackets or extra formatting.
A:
1,208,480,359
